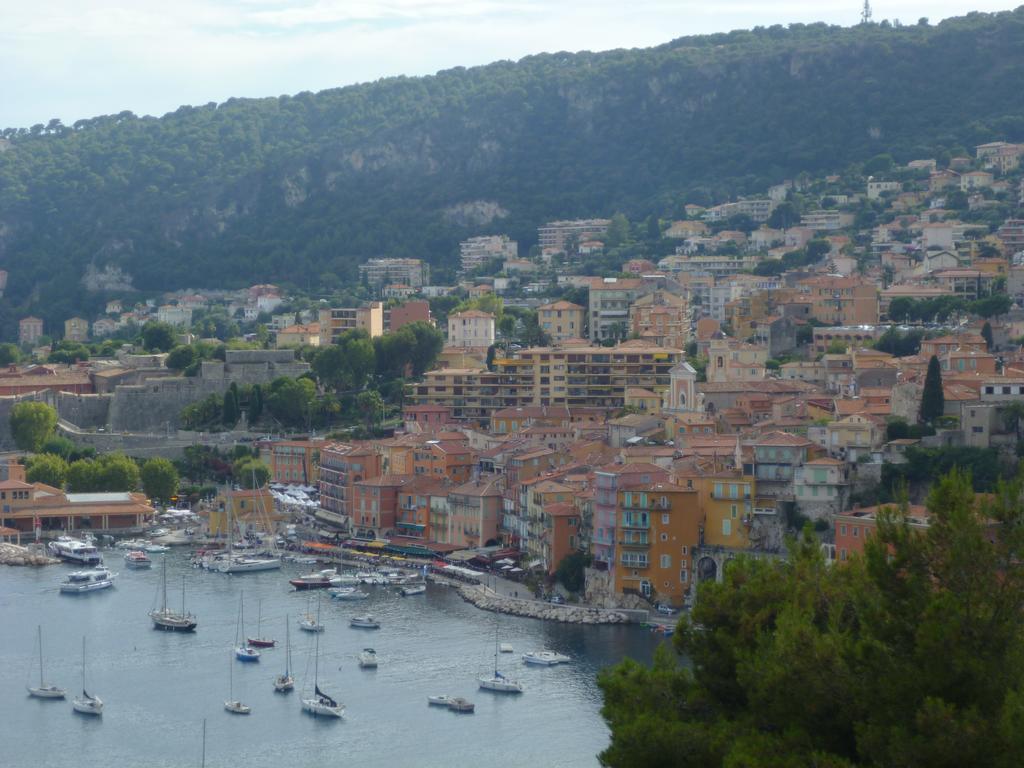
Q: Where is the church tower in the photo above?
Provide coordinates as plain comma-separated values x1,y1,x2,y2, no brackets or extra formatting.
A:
665,360,702,413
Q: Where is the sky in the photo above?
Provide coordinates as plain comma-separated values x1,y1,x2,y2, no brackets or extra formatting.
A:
0,1,1018,128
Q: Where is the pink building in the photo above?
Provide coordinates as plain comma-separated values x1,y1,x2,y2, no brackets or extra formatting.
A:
18,317,43,345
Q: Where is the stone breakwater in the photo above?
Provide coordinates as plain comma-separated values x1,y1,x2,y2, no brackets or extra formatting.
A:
0,542,60,566
457,583,632,624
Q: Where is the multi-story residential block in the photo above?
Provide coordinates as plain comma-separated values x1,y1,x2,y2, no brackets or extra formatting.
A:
446,476,504,548
866,180,901,200
746,431,817,501
834,505,929,562
629,291,689,348
359,258,429,288
352,474,414,539
258,438,326,485
592,463,669,573
19,317,44,345
318,444,382,523
793,457,849,520
156,305,193,327
702,199,774,223
799,211,855,231
386,300,432,332
588,277,645,341
412,439,476,485
706,337,768,384
537,301,585,342
797,276,878,325
275,322,321,348
824,413,883,461
317,302,384,342
996,219,1024,254
537,219,610,254
447,310,495,348
64,317,89,342
459,235,517,273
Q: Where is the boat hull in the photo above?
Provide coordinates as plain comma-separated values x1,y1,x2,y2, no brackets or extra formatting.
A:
27,686,66,699
151,615,198,632
247,638,276,648
273,676,294,693
224,700,251,715
59,580,114,594
289,580,332,590
72,696,103,715
235,647,260,662
302,699,344,718
218,558,281,574
479,677,523,693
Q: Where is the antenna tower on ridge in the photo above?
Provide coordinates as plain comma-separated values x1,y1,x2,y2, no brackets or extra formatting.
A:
861,0,873,24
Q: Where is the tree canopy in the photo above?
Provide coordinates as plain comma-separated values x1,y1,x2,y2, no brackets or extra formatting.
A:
599,467,1024,767
9,401,57,452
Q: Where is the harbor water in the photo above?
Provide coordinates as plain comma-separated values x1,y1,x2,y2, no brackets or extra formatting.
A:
0,553,662,767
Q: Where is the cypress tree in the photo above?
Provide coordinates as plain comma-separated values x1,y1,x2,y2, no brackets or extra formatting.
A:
249,384,263,423
981,321,993,350
920,354,945,423
222,388,240,426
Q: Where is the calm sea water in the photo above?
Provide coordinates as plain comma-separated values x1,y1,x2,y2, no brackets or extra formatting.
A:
0,552,662,768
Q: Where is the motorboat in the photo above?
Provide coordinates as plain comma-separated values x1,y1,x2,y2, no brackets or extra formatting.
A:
357,571,387,585
116,538,149,550
144,543,170,553
358,648,378,668
123,550,152,568
447,697,475,713
400,583,426,597
499,643,514,654
151,529,194,546
328,587,368,601
149,557,197,632
49,537,103,566
427,695,452,707
27,626,65,700
350,615,380,629
288,568,337,590
59,568,116,594
71,637,102,716
217,555,281,573
522,650,571,666
329,573,360,586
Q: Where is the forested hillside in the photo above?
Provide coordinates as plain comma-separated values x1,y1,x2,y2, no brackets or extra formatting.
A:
1,9,1023,329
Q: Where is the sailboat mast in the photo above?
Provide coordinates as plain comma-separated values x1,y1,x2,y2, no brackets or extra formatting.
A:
201,718,206,768
162,555,169,611
38,625,43,686
314,631,319,688
285,617,291,676
182,574,186,616
81,636,86,695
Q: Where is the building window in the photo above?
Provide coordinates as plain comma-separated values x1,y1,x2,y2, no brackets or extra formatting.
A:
680,569,688,583
660,533,668,542
853,527,859,537
660,554,671,569
681,545,687,555
661,513,670,524
722,519,731,536
840,524,847,535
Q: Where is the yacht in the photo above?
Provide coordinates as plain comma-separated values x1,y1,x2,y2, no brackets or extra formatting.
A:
59,568,116,594
49,537,103,566
116,538,149,550
427,695,452,707
123,550,152,568
144,543,170,553
274,618,294,693
149,558,197,632
447,697,475,713
217,555,281,573
522,650,571,666
225,650,251,715
298,594,324,633
71,638,102,716
358,648,378,668
329,573,360,586
288,568,337,590
400,583,426,597
234,594,260,661
479,621,523,693
27,626,65,700
350,615,380,629
301,632,344,719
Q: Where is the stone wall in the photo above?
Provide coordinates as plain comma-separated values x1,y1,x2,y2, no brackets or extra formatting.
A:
56,392,111,429
458,583,640,624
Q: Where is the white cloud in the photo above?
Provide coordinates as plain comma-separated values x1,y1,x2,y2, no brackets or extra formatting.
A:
0,1,1017,127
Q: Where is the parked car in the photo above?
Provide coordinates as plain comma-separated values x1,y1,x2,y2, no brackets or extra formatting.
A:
548,594,565,605
655,604,674,615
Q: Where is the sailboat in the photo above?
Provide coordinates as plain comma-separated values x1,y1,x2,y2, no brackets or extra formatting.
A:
224,651,251,715
218,473,280,574
246,599,275,647
71,637,103,715
273,617,294,693
298,593,324,633
301,630,344,718
234,594,260,662
478,619,523,694
26,625,65,699
150,556,198,631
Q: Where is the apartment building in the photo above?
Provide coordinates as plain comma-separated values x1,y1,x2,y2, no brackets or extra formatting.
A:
537,301,585,343
258,438,326,485
447,310,495,348
317,302,384,342
537,219,610,254
459,235,517,272
629,291,689,348
358,258,429,288
317,443,382,521
18,317,43,345
797,276,878,325
64,317,89,343
800,211,855,231
588,277,645,341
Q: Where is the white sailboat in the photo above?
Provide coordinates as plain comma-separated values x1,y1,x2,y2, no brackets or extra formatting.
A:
150,557,198,631
224,651,251,715
479,620,523,694
274,617,294,693
218,473,280,574
26,625,65,699
298,593,324,633
301,630,344,718
71,637,103,715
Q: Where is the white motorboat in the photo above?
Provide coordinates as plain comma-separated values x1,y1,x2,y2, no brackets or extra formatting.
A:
116,538,149,550
400,583,426,597
301,632,344,719
27,626,65,700
350,615,380,629
151,529,194,546
499,643,514,654
49,537,103,566
357,571,387,585
358,648,378,668
123,550,152,569
479,620,523,693
71,637,103,716
329,573,360,586
447,697,475,713
59,568,116,594
522,650,571,666
328,587,368,601
144,543,170,553
149,557,197,632
427,695,452,707
274,618,294,693
289,568,337,590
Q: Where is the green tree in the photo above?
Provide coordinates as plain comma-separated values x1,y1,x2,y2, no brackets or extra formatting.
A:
234,458,270,489
141,321,177,352
26,453,69,488
555,551,592,593
605,213,631,248
599,467,1024,767
0,343,21,366
9,401,58,451
981,321,994,350
265,377,316,428
165,345,196,371
356,389,384,432
141,457,179,502
826,339,848,355
248,384,263,423
66,459,100,492
222,387,240,426
485,344,497,372
94,453,141,491
920,354,945,423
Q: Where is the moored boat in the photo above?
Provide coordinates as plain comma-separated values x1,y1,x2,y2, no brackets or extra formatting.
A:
400,583,426,597
522,650,571,666
447,697,475,713
427,694,452,707
358,648,378,668
328,587,368,601
59,568,116,594
350,614,380,629
49,537,102,566
27,626,65,700
149,557,197,632
71,637,103,716
123,550,152,568
301,631,344,719
289,568,337,590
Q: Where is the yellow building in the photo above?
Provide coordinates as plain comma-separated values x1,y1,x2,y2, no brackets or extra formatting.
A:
64,317,89,343
275,322,321,349
317,303,384,343
209,487,280,536
614,482,701,608
537,301,586,343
